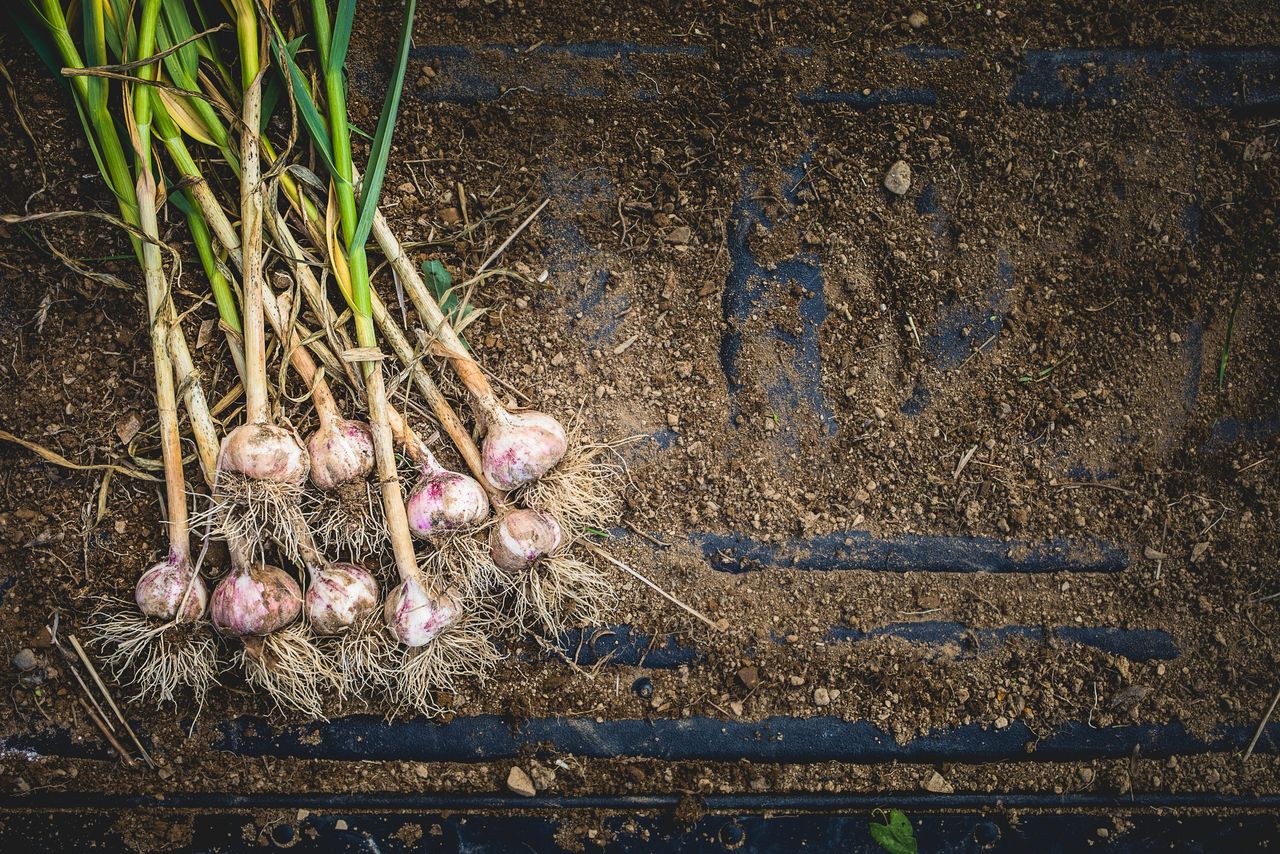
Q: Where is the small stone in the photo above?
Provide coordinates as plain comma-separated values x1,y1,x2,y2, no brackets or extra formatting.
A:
438,207,462,225
1190,542,1210,563
1079,767,1096,784
735,666,759,692
788,675,806,687
506,766,537,797
994,716,1010,730
907,10,929,29
813,687,831,706
664,225,692,245
923,771,953,793
334,820,348,831
12,649,37,671
729,700,744,716
884,160,912,195
414,763,432,779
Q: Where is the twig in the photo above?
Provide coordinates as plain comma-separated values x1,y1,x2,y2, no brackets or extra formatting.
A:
584,542,720,631
68,634,154,767
0,428,158,481
1056,481,1135,496
76,697,136,767
53,636,116,734
474,198,549,277
1244,683,1280,761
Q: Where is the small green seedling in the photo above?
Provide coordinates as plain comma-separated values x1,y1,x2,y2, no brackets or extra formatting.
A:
869,808,918,854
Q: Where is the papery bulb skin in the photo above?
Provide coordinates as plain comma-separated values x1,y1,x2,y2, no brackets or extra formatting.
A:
489,508,563,571
135,555,207,622
406,470,490,538
211,564,302,637
383,577,462,647
307,418,375,491
481,409,568,490
306,563,379,635
219,423,309,484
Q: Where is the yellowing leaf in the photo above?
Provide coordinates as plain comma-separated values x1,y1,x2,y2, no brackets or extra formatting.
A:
157,85,217,146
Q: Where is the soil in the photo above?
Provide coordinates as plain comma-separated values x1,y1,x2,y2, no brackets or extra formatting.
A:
1,1,1279,849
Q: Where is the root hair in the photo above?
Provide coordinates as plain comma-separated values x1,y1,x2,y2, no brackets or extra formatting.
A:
197,472,310,563
420,527,510,599
325,612,394,701
306,479,388,560
88,602,220,715
512,548,615,638
519,436,628,537
238,623,337,719
386,610,501,717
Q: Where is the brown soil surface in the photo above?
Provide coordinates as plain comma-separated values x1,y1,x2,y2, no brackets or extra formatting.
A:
1,1,1279,848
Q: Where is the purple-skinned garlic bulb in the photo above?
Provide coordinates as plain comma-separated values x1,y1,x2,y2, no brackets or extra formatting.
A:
383,576,463,647
406,448,490,538
305,562,379,635
481,408,568,490
135,550,207,622
489,508,562,571
219,423,309,484
307,417,375,491
211,562,302,637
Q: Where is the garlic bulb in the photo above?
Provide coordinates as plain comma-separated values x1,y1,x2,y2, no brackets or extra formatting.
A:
406,470,490,538
211,563,302,637
135,553,207,622
306,418,375,491
306,562,379,635
481,409,568,490
383,576,462,647
219,423,309,484
489,508,563,571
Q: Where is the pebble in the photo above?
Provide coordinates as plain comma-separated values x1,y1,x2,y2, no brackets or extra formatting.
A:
884,160,912,195
788,675,806,687
664,226,692,245
994,716,1010,730
813,687,831,706
923,771,954,793
334,820,348,831
735,666,760,692
907,10,929,28
12,649,37,671
506,766,537,797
